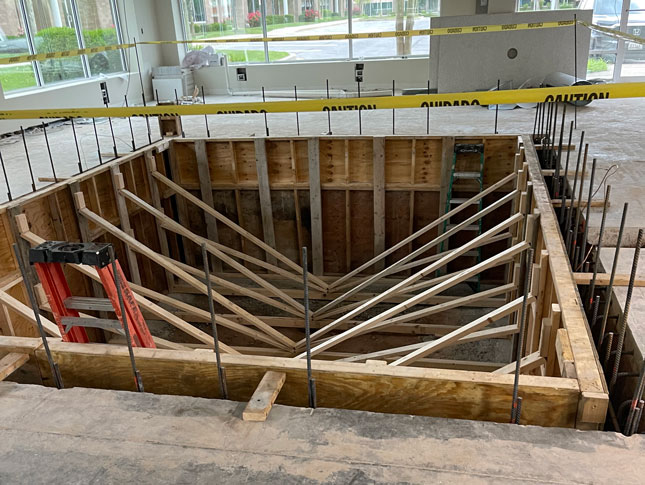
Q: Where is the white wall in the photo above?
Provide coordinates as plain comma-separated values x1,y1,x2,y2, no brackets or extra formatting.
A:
429,9,593,93
440,0,515,16
193,58,431,95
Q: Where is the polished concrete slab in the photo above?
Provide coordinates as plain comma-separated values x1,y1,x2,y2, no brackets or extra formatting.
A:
0,381,644,484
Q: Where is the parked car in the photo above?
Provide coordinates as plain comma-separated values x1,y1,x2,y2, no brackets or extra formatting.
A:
580,0,645,61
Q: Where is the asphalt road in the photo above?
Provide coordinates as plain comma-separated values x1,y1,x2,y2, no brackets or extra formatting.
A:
213,18,431,60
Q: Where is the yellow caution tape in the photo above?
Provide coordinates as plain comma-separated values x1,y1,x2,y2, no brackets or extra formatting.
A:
0,20,575,66
580,21,645,46
0,82,641,120
0,43,134,66
141,19,575,45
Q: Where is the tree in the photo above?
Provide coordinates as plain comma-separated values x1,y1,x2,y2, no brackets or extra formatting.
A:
395,0,416,56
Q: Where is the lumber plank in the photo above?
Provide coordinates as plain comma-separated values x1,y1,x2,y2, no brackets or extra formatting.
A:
0,352,30,380
122,188,305,314
0,289,61,337
19,228,247,353
195,140,222,272
13,336,580,428
299,242,528,358
306,214,522,346
391,296,533,367
573,272,645,287
522,136,605,421
242,370,286,421
150,170,327,290
144,152,175,290
373,137,385,271
556,328,577,379
72,195,296,350
437,136,455,238
110,168,142,285
329,171,518,290
308,137,324,275
492,351,545,375
254,139,278,266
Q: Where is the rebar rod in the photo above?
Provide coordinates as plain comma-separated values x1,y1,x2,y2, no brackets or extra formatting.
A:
133,38,152,145
302,247,316,409
295,85,300,136
174,88,185,138
41,122,57,183
201,243,228,399
624,359,645,435
564,132,585,240
552,104,567,196
20,126,36,191
577,158,597,269
511,248,533,423
326,80,331,134
124,95,136,151
559,121,575,224
70,118,84,173
92,118,103,165
587,185,611,309
609,229,643,391
202,86,211,138
567,142,588,256
13,244,63,389
598,203,628,347
0,149,11,201
494,79,500,135
109,245,143,392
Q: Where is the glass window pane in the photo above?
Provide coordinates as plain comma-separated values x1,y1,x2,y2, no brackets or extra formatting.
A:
622,1,645,77
351,0,434,59
24,0,85,85
77,0,124,76
0,1,38,92
267,0,349,62
180,0,269,64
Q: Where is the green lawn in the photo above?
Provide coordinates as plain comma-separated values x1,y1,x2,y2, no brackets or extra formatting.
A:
192,18,345,39
0,66,37,91
217,49,289,62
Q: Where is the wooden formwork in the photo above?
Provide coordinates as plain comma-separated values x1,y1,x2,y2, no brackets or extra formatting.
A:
0,134,607,429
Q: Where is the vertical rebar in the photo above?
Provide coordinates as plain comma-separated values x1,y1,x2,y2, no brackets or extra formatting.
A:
609,229,643,391
92,118,103,165
104,99,118,158
391,80,396,135
202,86,211,138
326,80,332,135
261,86,269,137
589,295,601,331
426,80,430,135
624,359,645,435
546,102,559,168
566,140,587,255
20,126,36,192
532,103,540,138
588,185,611,307
294,85,300,136
603,332,614,370
511,248,533,423
109,245,143,392
124,95,136,151
598,203,628,347
302,247,316,409
13,244,63,389
552,104,567,197
0,149,11,201
174,88,185,138
41,122,57,183
494,79,500,135
559,121,575,224
577,158,597,269
357,80,362,135
70,118,84,173
567,143,589,255
201,243,228,399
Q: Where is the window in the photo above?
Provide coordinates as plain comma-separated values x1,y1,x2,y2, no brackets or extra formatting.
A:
179,0,439,63
0,0,124,93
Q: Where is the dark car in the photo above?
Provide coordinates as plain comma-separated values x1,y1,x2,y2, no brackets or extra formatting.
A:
581,0,645,61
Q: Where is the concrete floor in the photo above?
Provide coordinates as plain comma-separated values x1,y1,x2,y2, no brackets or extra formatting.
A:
1,381,644,484
0,95,644,245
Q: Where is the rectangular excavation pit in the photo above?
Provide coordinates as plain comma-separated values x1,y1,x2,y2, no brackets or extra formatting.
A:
0,134,607,429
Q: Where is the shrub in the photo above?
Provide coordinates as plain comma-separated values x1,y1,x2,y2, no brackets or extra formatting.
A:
247,11,261,27
587,57,608,73
284,14,294,22
205,21,231,32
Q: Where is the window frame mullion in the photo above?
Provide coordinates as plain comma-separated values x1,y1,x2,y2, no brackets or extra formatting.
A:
18,0,44,87
69,0,91,78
